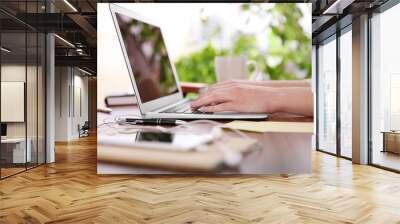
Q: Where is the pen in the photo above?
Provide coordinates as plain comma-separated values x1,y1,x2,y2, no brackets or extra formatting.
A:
124,118,187,126
97,107,112,114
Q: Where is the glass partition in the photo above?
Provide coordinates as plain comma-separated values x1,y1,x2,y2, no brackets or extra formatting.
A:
0,1,46,179
1,30,28,177
317,36,337,154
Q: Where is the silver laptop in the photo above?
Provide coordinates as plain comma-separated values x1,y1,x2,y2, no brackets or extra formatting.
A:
109,4,267,120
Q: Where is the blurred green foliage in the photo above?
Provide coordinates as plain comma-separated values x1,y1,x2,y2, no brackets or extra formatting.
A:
175,3,311,84
175,44,227,84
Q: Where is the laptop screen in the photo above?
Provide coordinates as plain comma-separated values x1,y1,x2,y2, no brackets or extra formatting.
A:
115,13,179,103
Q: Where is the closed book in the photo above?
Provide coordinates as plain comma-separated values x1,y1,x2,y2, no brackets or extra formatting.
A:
105,93,137,107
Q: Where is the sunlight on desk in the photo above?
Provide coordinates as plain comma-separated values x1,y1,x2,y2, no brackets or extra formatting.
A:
224,121,314,133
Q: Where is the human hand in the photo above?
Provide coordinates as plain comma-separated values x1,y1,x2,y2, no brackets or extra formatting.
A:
207,79,311,90
191,82,279,113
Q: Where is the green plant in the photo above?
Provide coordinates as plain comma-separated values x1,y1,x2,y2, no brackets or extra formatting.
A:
264,3,311,80
175,43,227,84
175,3,311,83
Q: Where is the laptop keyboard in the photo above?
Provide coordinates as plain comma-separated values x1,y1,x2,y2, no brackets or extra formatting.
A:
160,102,212,114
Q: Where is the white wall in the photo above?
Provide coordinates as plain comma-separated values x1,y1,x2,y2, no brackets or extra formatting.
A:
97,4,133,109
1,65,33,138
75,74,89,123
55,67,70,141
72,74,89,138
55,67,89,141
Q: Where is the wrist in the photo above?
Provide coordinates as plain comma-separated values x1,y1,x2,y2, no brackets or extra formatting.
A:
264,88,283,114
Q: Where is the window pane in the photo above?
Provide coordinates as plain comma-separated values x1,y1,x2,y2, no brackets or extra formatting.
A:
340,29,352,158
371,4,400,171
318,37,337,154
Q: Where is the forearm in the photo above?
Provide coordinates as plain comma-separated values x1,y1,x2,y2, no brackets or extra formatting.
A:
232,80,310,87
194,81,314,115
271,87,314,117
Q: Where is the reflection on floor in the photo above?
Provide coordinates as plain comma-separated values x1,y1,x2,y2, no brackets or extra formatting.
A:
0,162,43,178
0,167,25,177
0,135,400,223
373,150,400,171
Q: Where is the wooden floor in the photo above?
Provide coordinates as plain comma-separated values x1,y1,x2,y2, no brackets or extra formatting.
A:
373,150,400,171
1,167,26,178
1,135,400,224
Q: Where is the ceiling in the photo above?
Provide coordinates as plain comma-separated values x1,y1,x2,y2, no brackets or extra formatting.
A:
0,0,98,74
311,0,390,43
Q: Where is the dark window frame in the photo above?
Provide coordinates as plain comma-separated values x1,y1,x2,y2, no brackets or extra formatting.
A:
315,20,353,161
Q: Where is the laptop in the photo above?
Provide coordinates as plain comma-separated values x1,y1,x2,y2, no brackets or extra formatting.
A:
109,4,268,120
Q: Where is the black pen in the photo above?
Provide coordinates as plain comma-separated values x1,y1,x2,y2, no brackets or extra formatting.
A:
124,118,187,126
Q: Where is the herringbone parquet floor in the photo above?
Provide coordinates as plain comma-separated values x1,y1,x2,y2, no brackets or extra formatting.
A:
1,135,400,224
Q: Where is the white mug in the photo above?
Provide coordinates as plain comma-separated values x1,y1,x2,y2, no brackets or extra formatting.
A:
214,56,260,83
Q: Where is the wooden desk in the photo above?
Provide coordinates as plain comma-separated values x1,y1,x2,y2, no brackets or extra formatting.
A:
97,106,313,174
382,131,400,154
1,138,32,164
